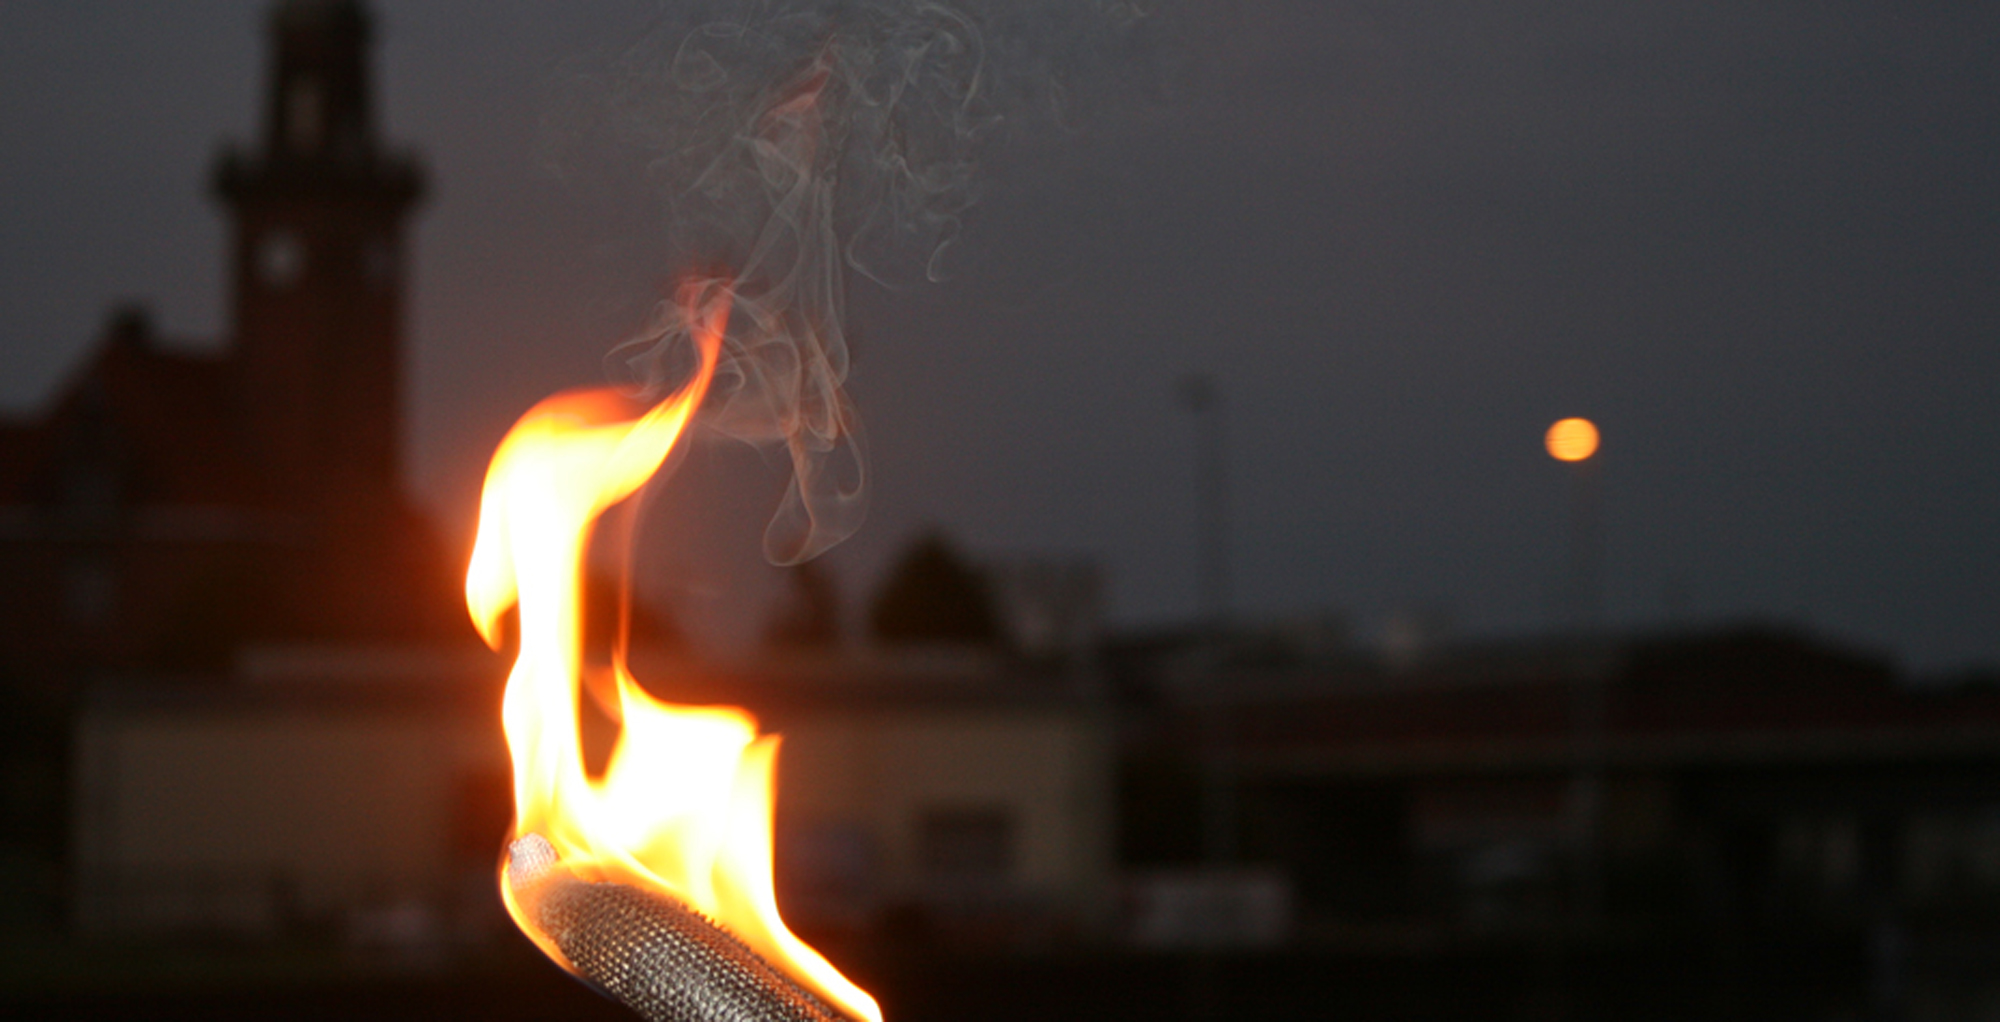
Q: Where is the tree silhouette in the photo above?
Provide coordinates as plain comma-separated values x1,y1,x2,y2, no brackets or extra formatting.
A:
868,530,1002,648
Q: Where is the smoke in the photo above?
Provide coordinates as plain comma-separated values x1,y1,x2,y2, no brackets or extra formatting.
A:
569,1,1165,565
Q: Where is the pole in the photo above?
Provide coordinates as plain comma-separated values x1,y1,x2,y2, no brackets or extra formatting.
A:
1180,375,1235,864
1569,456,1602,631
1180,373,1233,1019
1180,374,1230,630
1568,444,1605,932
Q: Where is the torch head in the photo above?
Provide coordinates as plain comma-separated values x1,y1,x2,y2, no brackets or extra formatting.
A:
507,835,848,1022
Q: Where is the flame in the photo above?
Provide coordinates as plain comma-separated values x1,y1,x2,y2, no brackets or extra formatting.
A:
466,277,879,1022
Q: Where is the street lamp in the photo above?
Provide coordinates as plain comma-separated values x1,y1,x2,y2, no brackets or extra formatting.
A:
1180,374,1236,869
1545,417,1602,629
1547,416,1605,932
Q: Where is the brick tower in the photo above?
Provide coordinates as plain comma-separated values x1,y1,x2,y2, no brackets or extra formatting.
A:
214,0,423,519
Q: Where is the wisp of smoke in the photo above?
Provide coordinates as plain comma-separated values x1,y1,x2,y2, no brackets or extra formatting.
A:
588,0,1163,565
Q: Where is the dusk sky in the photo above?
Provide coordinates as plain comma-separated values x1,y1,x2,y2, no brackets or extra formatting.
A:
2,2,1995,670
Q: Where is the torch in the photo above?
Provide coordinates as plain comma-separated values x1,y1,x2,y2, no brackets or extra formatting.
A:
505,834,846,1022
455,3,1075,1011
466,282,878,1022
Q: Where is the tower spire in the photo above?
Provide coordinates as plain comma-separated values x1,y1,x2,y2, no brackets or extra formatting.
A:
265,0,376,164
213,0,423,515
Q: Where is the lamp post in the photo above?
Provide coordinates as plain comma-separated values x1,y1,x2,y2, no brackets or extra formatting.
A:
1545,416,1602,630
1181,374,1235,1020
1546,416,1605,932
1180,375,1236,868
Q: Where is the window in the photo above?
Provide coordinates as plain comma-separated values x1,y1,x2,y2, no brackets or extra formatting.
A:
918,807,1015,882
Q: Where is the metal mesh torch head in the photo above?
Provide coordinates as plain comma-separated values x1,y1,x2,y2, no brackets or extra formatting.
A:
507,835,846,1022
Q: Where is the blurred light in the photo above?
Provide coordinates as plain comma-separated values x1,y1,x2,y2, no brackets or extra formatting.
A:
1545,417,1600,462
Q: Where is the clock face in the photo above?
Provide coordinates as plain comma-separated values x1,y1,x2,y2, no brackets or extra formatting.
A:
258,230,306,288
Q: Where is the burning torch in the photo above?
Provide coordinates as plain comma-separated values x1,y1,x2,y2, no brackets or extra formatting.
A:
467,283,877,1022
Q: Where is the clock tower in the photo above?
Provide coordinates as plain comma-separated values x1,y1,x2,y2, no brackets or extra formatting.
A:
213,0,423,518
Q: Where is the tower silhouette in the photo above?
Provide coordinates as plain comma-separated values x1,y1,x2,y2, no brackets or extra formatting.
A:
0,0,462,685
216,0,424,515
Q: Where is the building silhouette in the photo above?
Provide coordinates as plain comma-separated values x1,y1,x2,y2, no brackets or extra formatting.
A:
0,3,1115,951
0,0,463,693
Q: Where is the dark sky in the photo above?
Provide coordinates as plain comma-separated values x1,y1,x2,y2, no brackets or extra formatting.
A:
3,2,1996,670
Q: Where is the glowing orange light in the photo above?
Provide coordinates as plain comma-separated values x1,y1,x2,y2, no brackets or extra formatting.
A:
1545,417,1600,462
466,278,879,1022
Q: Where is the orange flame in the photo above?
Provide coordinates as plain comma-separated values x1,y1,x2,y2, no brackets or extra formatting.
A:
466,278,879,1022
